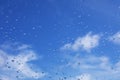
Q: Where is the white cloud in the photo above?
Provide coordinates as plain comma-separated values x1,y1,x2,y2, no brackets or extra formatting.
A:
58,32,120,80
70,73,91,80
0,50,7,67
66,54,111,70
109,31,120,44
61,32,100,52
0,75,10,80
17,44,31,50
63,53,120,80
0,43,45,80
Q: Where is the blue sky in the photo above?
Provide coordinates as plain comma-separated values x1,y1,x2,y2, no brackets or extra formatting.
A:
1,0,120,80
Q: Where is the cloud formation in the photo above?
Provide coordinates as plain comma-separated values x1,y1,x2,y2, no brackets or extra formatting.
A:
60,31,120,80
70,73,91,80
64,53,120,80
109,31,120,44
61,32,100,52
0,43,45,80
